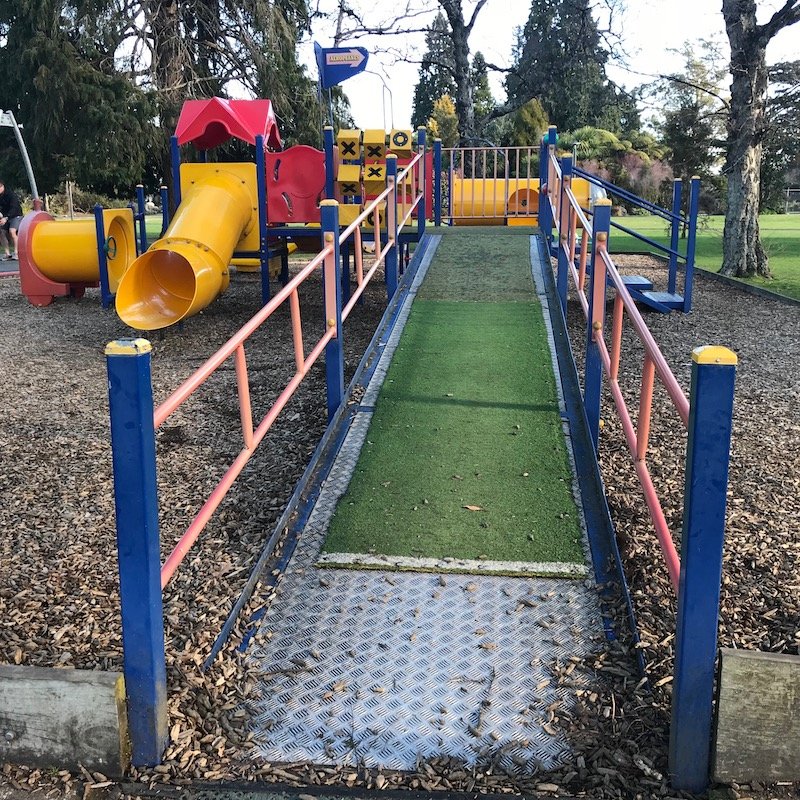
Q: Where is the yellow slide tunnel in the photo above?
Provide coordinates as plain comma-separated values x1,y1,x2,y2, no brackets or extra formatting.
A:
450,177,592,225
116,163,257,330
18,209,137,306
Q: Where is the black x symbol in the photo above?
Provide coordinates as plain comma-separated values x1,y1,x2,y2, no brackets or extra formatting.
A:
368,167,382,178
342,183,358,194
341,141,356,156
367,145,382,157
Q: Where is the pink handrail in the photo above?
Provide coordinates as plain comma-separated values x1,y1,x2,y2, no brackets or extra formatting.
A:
156,150,427,587
552,152,688,590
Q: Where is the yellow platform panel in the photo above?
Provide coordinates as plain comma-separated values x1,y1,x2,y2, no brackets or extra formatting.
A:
362,202,386,231
338,204,363,227
389,129,413,155
337,129,362,160
363,129,387,161
363,164,386,195
337,164,362,196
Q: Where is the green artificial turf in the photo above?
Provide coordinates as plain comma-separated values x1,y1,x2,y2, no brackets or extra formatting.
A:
608,214,800,301
323,230,584,567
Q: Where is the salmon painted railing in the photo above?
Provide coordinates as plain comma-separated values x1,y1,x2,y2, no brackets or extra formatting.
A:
105,145,426,768
539,125,736,792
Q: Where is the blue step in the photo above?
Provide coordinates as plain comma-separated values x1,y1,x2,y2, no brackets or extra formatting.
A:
617,274,653,291
630,289,684,313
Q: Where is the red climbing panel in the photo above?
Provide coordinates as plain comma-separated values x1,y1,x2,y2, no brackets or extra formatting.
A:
265,146,326,224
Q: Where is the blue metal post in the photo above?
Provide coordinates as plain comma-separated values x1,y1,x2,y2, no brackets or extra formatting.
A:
159,186,169,238
280,241,290,285
255,134,270,304
684,176,700,313
545,126,558,252
170,135,181,210
417,127,427,238
385,155,399,300
670,345,737,793
323,126,336,200
105,338,168,767
136,184,148,255
668,179,682,294
320,201,344,421
584,199,612,451
556,154,573,312
538,137,550,237
94,205,112,309
433,138,442,227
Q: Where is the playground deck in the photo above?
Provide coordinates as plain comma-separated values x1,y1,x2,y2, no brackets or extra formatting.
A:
245,229,605,771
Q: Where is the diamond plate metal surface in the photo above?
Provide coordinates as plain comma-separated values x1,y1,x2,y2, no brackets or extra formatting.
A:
245,234,604,773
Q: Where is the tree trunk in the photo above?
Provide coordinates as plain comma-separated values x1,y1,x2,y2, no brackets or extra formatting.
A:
151,0,184,210
721,1,771,278
439,1,476,142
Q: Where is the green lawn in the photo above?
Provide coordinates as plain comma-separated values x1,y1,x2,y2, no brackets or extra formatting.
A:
608,214,800,301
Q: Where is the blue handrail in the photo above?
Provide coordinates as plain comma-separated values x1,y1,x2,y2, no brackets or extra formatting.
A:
573,166,687,224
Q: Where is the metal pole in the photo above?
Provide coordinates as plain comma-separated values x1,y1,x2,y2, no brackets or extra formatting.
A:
94,205,112,309
385,155,399,299
417,127,426,238
3,110,42,210
584,200,612,451
255,135,270,305
670,346,737,792
105,339,168,767
320,201,344,421
668,179,682,295
684,177,700,313
136,184,148,254
433,139,442,227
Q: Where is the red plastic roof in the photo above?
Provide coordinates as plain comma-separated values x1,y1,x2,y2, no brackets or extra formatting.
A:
174,98,282,150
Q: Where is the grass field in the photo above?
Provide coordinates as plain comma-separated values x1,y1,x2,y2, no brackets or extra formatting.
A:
609,214,800,301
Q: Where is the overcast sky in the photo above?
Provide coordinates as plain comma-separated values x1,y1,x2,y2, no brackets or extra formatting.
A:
302,0,800,129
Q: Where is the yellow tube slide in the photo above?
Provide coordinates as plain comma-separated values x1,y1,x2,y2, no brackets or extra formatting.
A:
30,210,136,290
116,164,256,330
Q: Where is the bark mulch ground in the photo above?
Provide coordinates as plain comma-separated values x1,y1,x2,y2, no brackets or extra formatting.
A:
1,250,799,800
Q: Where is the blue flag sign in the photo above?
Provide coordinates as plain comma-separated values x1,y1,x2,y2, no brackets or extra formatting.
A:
314,42,369,90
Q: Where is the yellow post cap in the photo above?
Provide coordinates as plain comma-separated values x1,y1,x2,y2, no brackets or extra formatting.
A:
692,345,738,366
105,338,152,356
320,199,340,206
594,198,612,206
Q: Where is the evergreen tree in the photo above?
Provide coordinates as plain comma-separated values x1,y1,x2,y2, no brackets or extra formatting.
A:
411,14,456,130
761,61,800,212
506,0,620,133
471,52,495,138
0,0,158,195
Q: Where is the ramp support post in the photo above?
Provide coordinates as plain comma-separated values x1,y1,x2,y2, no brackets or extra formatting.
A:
670,346,736,792
105,339,167,767
385,155,399,299
584,200,611,451
321,201,344,421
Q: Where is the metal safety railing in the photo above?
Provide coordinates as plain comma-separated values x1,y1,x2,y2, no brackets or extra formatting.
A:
105,144,426,768
437,145,540,224
539,125,736,793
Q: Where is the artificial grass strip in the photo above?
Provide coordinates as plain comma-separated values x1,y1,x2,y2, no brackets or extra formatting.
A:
418,230,537,302
323,299,584,565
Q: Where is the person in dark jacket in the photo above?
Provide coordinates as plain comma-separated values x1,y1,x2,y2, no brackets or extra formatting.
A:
0,180,24,260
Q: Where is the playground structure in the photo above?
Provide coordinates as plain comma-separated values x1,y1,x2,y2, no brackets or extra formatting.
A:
1,94,754,792
16,97,429,329
17,208,137,306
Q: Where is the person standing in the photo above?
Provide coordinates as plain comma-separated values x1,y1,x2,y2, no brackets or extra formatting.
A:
0,180,24,260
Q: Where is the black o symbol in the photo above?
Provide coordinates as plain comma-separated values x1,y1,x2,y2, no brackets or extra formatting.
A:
392,131,409,148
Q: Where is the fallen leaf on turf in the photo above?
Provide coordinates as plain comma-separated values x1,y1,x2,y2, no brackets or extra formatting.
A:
463,505,484,511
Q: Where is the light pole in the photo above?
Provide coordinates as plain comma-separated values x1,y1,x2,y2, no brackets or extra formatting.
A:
0,109,42,210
